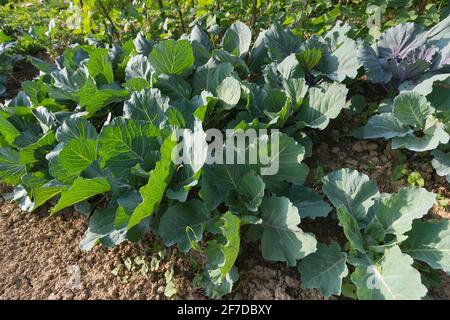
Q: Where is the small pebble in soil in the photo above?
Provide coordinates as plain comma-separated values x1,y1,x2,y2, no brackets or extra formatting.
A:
352,143,363,153
156,286,165,294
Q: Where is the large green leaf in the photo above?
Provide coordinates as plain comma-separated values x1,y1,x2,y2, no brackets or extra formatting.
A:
127,134,177,229
48,145,79,184
299,242,348,297
392,92,433,129
56,117,98,144
31,180,66,211
232,170,265,212
216,212,241,277
351,246,427,300
80,206,127,251
352,113,413,140
149,39,194,76
403,220,450,273
79,78,130,114
87,48,114,84
337,207,366,253
297,82,348,130
200,165,264,213
125,54,154,83
51,177,111,214
391,122,449,152
59,137,97,176
260,196,317,266
216,76,241,109
323,38,360,82
282,78,308,108
158,199,212,252
222,21,252,58
0,113,20,146
123,88,170,129
288,185,331,219
0,147,26,185
97,117,160,179
373,187,436,236
18,131,56,165
322,169,379,222
431,149,450,182
154,74,192,101
192,59,234,95
258,132,309,185
296,48,323,72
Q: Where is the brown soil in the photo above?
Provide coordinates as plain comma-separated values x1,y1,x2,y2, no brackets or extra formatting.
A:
2,59,39,100
0,199,325,300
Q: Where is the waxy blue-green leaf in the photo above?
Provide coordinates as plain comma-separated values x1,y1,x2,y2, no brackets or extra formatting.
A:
403,219,450,273
352,113,413,140
50,68,87,102
123,88,171,129
216,76,241,109
357,41,392,84
258,132,309,185
289,185,331,219
200,165,264,212
133,32,152,56
337,207,366,253
431,149,450,182
154,74,192,101
351,246,427,300
297,82,348,130
192,58,234,95
391,122,450,152
125,54,154,83
299,242,348,297
277,54,304,79
158,199,212,252
80,206,127,251
3,185,33,211
202,266,239,299
322,169,379,222
233,170,265,212
264,22,300,62
372,187,436,236
323,38,360,82
222,21,252,58
392,92,433,129
399,73,450,97
190,25,212,66
260,196,317,266
282,78,308,108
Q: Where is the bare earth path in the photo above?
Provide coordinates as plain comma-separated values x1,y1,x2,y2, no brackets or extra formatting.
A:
0,200,326,300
